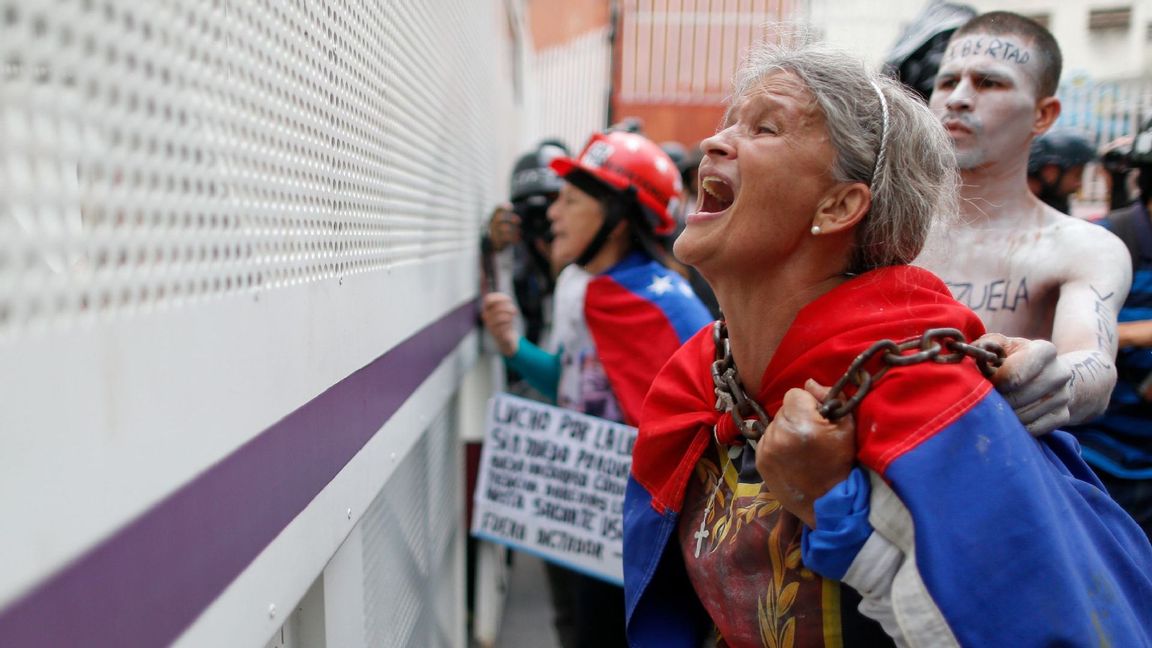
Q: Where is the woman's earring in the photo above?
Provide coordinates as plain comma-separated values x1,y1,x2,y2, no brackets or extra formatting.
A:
810,224,822,235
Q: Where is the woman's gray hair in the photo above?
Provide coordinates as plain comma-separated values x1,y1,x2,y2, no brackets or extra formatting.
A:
732,40,958,272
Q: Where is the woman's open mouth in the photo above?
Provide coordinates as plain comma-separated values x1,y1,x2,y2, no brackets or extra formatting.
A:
698,176,734,214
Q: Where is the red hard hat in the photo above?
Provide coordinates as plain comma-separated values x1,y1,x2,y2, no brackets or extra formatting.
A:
550,131,683,235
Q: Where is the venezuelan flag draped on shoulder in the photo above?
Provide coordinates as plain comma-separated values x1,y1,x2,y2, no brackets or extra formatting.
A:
584,251,713,426
624,265,1152,647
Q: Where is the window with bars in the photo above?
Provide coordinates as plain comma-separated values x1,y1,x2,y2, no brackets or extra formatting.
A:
616,0,794,105
1089,7,1132,31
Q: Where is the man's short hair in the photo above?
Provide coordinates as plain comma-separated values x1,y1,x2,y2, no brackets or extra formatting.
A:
953,11,1062,98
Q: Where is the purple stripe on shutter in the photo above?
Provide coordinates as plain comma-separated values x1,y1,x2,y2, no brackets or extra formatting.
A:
0,300,478,647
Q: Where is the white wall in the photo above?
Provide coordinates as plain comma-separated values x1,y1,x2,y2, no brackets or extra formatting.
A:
806,0,941,68
0,0,526,645
525,26,615,153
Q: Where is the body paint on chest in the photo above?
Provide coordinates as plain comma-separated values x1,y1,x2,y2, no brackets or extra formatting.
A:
947,277,1030,313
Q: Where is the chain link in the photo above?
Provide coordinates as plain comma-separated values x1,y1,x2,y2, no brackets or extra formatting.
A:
711,322,1006,442
817,328,1005,420
711,321,771,440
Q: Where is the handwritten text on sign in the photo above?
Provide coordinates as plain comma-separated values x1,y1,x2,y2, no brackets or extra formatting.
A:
470,393,635,584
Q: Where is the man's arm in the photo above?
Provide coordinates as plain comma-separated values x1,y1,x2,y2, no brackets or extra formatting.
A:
987,224,1131,434
1049,225,1131,424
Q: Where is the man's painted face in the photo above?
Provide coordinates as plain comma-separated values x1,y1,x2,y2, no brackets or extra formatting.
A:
928,33,1043,171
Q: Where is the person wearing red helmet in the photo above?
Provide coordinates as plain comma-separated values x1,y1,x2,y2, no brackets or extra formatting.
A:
482,129,713,647
484,129,711,426
549,130,684,269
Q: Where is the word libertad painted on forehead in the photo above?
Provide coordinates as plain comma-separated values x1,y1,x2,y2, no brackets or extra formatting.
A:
946,37,1032,65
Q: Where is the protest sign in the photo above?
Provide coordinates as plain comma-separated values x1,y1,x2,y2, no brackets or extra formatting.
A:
470,392,635,585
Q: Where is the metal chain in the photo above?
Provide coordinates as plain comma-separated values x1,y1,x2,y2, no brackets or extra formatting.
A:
711,322,1006,442
711,321,771,440
817,327,1005,420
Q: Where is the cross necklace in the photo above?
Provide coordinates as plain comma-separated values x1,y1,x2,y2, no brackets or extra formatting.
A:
694,438,744,559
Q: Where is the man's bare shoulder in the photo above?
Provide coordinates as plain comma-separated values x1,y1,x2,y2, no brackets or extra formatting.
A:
920,207,1118,267
1040,209,1131,280
1040,207,1115,241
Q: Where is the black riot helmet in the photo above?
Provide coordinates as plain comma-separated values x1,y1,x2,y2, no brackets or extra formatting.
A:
510,140,568,202
883,2,977,101
1028,129,1097,175
1028,128,1096,213
509,140,569,244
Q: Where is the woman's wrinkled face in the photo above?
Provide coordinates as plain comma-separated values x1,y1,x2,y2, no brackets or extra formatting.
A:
547,182,605,267
674,71,838,277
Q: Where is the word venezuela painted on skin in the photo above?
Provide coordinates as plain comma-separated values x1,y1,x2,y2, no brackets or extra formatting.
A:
947,277,1030,313
471,392,635,585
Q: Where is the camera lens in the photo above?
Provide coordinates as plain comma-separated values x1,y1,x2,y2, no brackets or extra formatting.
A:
513,196,556,243
1102,149,1130,174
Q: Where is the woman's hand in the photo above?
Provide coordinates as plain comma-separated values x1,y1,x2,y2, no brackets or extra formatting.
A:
979,333,1072,435
481,292,522,357
755,379,856,528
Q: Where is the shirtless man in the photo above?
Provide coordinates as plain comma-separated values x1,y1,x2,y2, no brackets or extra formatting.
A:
917,11,1131,434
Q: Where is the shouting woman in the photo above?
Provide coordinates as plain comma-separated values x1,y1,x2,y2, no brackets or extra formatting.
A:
623,41,1152,648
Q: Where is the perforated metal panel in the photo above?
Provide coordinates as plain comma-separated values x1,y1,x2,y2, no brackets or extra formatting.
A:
1,0,513,644
362,405,461,648
0,0,499,342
